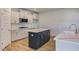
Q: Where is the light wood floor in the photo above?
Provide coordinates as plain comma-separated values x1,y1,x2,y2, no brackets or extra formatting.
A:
4,37,55,51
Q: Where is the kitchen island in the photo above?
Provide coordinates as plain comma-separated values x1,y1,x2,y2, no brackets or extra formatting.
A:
29,28,50,49
54,31,79,51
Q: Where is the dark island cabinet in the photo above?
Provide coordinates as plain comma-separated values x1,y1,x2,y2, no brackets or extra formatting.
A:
29,30,50,49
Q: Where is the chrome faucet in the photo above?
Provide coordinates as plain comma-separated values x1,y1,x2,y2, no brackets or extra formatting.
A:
69,24,78,34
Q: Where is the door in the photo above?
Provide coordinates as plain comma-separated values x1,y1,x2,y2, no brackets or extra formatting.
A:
0,9,11,50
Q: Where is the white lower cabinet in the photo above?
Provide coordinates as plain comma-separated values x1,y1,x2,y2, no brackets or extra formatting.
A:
12,30,28,41
16,30,24,40
11,31,17,41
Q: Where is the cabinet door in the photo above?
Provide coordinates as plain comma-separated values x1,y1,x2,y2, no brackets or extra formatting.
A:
11,10,19,23
33,13,39,19
11,31,17,41
28,13,33,23
24,30,28,37
19,10,25,18
16,31,23,39
29,32,40,49
16,30,25,39
0,9,11,50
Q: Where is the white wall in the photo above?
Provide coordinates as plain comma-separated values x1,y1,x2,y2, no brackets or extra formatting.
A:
39,9,79,36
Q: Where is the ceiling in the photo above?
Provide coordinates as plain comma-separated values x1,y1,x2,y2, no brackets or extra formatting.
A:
27,8,58,13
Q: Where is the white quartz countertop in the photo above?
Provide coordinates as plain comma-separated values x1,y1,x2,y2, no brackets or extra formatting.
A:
28,28,48,32
55,31,79,44
11,28,49,32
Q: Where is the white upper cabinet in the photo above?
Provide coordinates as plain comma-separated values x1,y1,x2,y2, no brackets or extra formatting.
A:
19,9,25,18
27,12,33,23
33,13,39,19
11,9,39,24
11,9,19,23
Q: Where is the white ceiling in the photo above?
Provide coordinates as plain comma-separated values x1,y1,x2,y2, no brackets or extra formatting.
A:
27,8,58,13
